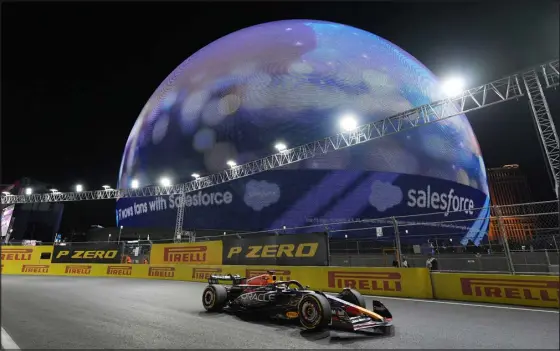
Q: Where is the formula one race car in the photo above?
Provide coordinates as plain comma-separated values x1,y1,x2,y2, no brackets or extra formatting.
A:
202,271,394,335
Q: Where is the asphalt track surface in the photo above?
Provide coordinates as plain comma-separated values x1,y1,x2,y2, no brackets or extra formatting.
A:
1,276,559,349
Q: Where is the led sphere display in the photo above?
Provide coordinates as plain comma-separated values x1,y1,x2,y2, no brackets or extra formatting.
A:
117,20,490,245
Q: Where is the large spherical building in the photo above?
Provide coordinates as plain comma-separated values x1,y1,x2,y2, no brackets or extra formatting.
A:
116,20,490,245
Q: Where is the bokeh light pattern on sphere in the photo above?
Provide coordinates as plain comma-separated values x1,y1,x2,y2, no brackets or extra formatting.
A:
117,20,490,244
119,20,487,194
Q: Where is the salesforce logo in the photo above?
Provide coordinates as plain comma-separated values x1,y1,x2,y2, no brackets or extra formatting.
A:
369,181,476,217
244,180,281,211
407,186,474,217
369,180,403,212
168,191,233,209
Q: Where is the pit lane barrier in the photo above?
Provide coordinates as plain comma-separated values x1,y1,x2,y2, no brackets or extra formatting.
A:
1,246,558,308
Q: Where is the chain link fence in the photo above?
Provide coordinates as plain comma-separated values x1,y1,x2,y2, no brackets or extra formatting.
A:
325,201,559,274
3,201,558,274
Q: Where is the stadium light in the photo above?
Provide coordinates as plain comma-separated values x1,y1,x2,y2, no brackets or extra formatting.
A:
274,142,287,152
227,160,237,168
339,114,358,132
25,188,33,195
191,173,200,179
131,179,139,189
441,76,466,97
76,184,83,192
160,177,172,187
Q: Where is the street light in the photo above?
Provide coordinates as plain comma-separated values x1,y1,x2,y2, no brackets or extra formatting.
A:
2,191,10,195
25,188,33,195
76,184,83,192
191,173,200,179
160,177,172,187
118,225,124,242
274,142,287,152
441,76,466,97
50,189,59,193
339,114,358,132
102,185,111,191
226,160,237,168
131,179,139,189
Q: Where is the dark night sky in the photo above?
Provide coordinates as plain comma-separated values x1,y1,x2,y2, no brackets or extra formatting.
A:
1,1,559,233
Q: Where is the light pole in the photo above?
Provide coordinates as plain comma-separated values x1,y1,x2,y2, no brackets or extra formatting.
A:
118,225,123,242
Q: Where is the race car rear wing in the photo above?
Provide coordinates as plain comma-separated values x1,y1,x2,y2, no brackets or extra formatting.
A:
208,274,245,285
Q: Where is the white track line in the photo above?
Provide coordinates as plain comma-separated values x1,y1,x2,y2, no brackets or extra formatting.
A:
1,326,21,350
364,294,559,313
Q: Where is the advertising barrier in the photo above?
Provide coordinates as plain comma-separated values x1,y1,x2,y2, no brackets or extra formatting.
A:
174,265,433,299
149,241,223,265
0,261,432,299
51,243,121,264
431,272,560,308
1,245,53,265
2,255,558,308
1,262,191,280
222,232,329,266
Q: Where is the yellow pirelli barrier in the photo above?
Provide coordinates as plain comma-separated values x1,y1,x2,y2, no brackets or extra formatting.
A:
0,261,432,299
7,258,558,308
186,265,433,299
2,262,193,281
1,245,53,268
149,241,223,265
431,272,560,308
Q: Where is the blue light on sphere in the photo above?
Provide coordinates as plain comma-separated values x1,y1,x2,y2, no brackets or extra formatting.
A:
117,20,489,244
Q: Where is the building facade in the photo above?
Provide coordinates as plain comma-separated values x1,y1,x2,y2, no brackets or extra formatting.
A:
487,164,535,243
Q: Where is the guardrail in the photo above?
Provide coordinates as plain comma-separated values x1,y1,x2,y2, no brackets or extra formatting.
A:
4,201,559,275
1,259,558,309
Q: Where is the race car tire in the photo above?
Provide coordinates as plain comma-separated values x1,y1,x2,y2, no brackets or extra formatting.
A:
339,288,366,308
202,285,228,312
297,293,332,331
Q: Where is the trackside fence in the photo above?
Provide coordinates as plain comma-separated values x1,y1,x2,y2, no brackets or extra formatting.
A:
4,201,559,275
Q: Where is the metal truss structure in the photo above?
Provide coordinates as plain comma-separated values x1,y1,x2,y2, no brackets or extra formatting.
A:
2,59,559,236
522,61,560,196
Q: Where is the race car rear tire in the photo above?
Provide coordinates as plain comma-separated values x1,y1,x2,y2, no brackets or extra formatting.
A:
339,288,366,308
297,293,332,331
202,285,228,312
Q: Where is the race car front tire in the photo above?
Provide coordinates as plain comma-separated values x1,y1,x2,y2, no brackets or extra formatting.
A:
338,288,366,308
202,285,228,312
297,293,332,331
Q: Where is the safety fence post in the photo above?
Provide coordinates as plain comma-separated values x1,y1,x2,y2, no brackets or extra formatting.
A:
494,205,516,274
391,217,402,268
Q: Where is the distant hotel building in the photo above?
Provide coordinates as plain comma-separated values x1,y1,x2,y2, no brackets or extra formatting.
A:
487,164,535,242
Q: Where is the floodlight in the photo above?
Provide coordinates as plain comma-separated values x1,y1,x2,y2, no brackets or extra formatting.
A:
441,76,466,97
160,177,172,187
339,115,358,132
